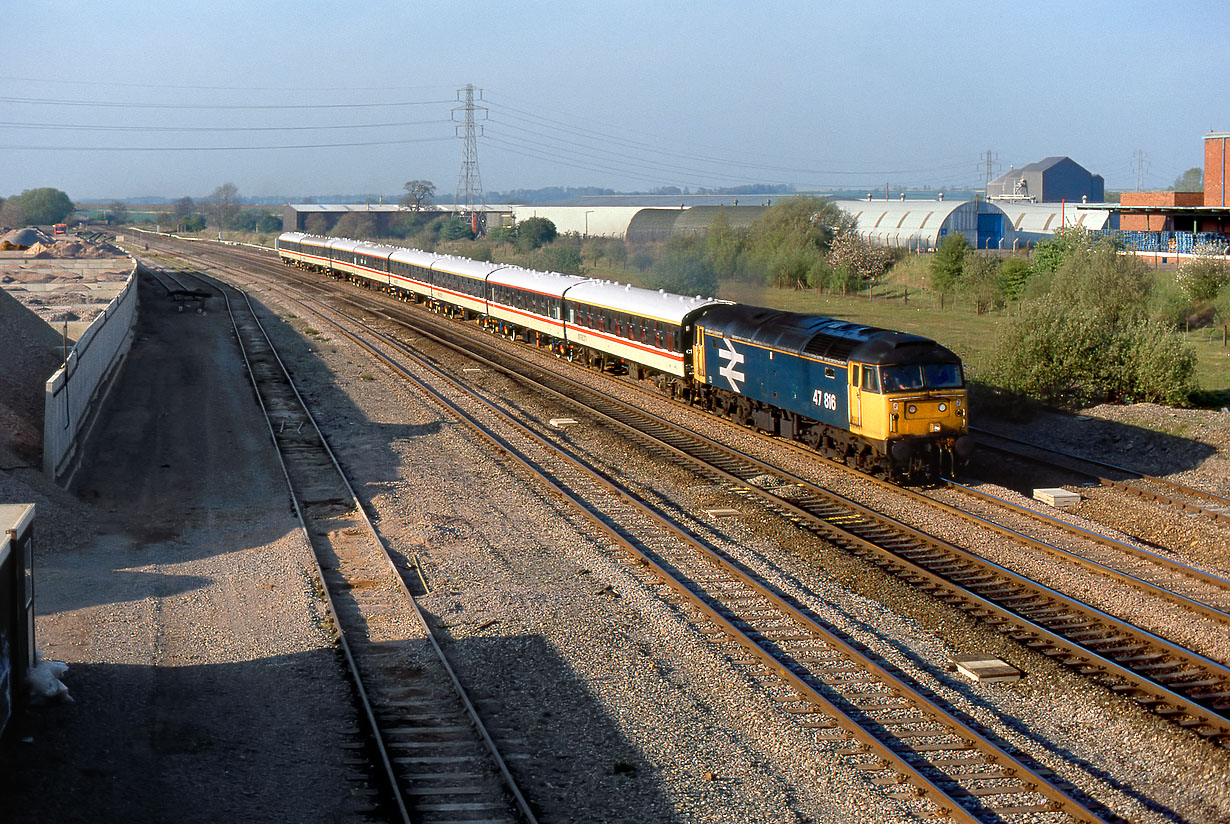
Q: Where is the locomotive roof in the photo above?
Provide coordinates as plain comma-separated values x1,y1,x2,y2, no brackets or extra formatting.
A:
698,304,960,365
562,279,725,325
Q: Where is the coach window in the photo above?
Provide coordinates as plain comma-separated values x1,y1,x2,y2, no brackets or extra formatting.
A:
862,365,881,393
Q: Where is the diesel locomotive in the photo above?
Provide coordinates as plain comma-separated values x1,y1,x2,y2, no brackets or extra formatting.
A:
277,231,973,481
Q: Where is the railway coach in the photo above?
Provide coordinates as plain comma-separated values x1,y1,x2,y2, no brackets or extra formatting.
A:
276,231,972,481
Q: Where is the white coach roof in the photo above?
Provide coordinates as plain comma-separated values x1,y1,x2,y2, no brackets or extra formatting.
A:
562,280,724,324
488,265,591,297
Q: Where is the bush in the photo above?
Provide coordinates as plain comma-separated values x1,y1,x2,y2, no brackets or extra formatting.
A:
929,233,969,294
1216,282,1230,325
542,243,583,275
1147,273,1193,329
439,216,474,241
985,233,1196,407
827,228,891,282
963,254,1005,315
334,212,378,239
647,239,717,296
986,294,1196,407
997,257,1032,300
515,216,556,251
1175,244,1230,301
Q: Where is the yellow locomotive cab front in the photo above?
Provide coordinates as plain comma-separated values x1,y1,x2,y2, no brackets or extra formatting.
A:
849,360,973,479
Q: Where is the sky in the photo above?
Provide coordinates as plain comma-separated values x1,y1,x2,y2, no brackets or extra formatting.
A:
2,0,1226,202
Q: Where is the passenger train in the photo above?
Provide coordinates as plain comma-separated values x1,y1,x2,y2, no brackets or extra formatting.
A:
277,231,974,481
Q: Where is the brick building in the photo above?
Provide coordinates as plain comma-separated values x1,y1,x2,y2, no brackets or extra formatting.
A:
1115,132,1230,238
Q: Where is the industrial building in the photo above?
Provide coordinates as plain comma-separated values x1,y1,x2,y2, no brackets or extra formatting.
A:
986,157,1105,204
282,196,1082,252
1116,132,1230,238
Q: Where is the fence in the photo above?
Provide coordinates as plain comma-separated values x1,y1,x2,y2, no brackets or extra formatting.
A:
42,259,138,483
1088,229,1229,254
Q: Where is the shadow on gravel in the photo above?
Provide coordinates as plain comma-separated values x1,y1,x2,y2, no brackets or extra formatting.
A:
439,632,685,824
973,406,1219,484
0,651,358,824
868,634,1187,822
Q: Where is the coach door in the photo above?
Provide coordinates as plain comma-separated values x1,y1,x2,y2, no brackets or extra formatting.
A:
849,363,862,426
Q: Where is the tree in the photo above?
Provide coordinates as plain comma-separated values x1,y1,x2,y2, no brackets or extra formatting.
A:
439,216,474,241
0,198,25,228
962,253,1005,315
997,257,1032,300
929,233,970,295
206,182,241,230
826,227,891,282
12,187,73,225
704,210,747,280
543,243,584,275
173,196,195,219
256,213,282,233
334,212,378,239
304,213,330,234
108,201,129,225
401,180,436,211
1172,167,1203,192
515,216,557,251
648,239,718,296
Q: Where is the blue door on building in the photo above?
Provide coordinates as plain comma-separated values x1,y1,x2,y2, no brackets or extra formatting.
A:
977,212,1003,249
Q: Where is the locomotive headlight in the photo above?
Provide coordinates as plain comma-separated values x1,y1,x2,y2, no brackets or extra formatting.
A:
907,404,917,414
938,403,947,412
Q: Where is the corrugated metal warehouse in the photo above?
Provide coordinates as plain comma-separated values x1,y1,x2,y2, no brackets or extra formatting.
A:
997,202,1116,245
833,198,1018,250
986,157,1104,203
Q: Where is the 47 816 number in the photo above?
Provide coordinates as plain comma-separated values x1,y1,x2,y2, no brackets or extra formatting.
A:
812,389,837,411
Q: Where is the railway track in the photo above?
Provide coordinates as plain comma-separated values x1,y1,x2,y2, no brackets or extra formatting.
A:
971,427,1230,527
183,265,536,824
220,262,1120,824
148,236,1230,746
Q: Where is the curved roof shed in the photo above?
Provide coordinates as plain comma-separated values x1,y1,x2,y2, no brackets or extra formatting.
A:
833,199,1018,250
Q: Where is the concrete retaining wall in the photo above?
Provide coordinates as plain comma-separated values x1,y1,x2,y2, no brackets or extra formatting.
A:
43,259,138,483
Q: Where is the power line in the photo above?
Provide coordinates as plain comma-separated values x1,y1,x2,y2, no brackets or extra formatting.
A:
0,118,451,132
0,95,453,110
0,135,455,152
0,75,462,94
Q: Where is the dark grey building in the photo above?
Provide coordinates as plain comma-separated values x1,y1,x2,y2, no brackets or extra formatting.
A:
987,157,1104,203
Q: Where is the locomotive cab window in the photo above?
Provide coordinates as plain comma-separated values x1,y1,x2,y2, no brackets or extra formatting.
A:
861,365,880,393
880,365,924,392
925,362,964,389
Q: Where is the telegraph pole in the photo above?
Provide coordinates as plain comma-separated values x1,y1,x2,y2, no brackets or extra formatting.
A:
453,84,487,230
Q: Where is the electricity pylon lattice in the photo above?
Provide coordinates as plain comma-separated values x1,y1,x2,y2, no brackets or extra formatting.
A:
453,84,487,217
